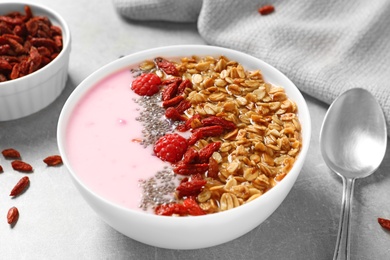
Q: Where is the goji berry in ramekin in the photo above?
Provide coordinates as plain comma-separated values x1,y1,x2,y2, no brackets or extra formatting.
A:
0,2,71,121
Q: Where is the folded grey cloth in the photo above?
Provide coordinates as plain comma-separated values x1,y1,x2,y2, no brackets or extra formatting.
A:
113,0,390,136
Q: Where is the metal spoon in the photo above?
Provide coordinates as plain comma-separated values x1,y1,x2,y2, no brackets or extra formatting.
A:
320,88,387,260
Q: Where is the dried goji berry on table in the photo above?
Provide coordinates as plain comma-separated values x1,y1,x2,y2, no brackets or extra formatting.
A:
11,160,33,172
258,5,275,15
2,148,21,159
43,155,63,166
10,176,29,196
0,165,3,173
378,217,390,230
154,202,187,216
7,207,19,224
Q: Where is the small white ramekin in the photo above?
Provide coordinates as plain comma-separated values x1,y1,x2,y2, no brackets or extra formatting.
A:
0,2,71,121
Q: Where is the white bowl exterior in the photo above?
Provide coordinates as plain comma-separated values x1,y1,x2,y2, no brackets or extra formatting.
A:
58,45,311,249
0,2,71,121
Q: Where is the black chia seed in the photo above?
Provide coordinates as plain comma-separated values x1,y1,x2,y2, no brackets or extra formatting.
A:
133,92,181,211
138,166,178,211
133,94,174,147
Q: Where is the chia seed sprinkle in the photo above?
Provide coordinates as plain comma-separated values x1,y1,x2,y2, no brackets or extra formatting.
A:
138,166,179,211
133,94,175,147
132,90,182,212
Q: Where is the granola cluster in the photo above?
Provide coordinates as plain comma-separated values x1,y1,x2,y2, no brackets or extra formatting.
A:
136,55,302,214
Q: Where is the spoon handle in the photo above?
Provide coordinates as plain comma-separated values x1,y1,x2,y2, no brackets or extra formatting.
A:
334,177,355,260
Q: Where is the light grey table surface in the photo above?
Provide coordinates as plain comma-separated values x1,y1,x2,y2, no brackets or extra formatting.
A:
1,1,389,259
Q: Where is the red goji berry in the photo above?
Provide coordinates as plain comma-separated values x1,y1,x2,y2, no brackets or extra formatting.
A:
162,95,184,108
161,77,181,86
0,59,13,70
2,148,21,159
183,198,205,216
27,46,42,74
198,142,221,163
30,37,58,52
154,57,178,76
0,16,24,25
173,161,209,175
176,123,188,132
11,160,33,172
258,5,275,15
175,99,192,114
181,114,202,132
188,125,224,145
177,79,192,95
10,176,30,196
201,116,236,131
0,44,11,55
165,107,186,121
378,217,390,230
207,157,219,179
43,155,63,166
176,177,207,198
181,147,199,164
0,5,62,82
7,207,19,225
154,203,187,216
161,81,180,101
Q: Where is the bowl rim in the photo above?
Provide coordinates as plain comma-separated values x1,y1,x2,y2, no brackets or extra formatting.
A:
57,44,311,222
0,2,71,90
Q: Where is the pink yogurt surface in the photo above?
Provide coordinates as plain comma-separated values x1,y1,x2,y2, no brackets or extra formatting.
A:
66,68,169,212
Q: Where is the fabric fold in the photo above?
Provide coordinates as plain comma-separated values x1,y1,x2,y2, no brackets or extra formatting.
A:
113,0,390,135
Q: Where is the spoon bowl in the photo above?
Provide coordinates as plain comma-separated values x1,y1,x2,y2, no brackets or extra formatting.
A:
320,88,387,259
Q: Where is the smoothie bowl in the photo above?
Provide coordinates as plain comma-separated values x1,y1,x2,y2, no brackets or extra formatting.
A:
57,45,311,249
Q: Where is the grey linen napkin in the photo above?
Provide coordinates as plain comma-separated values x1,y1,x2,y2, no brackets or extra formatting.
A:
113,0,390,136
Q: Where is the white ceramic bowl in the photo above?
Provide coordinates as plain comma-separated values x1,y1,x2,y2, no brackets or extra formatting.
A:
57,45,311,249
0,2,71,121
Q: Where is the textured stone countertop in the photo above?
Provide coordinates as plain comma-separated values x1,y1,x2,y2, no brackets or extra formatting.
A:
1,0,389,259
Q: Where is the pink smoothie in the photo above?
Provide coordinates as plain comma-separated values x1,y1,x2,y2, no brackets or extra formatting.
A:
66,68,171,212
